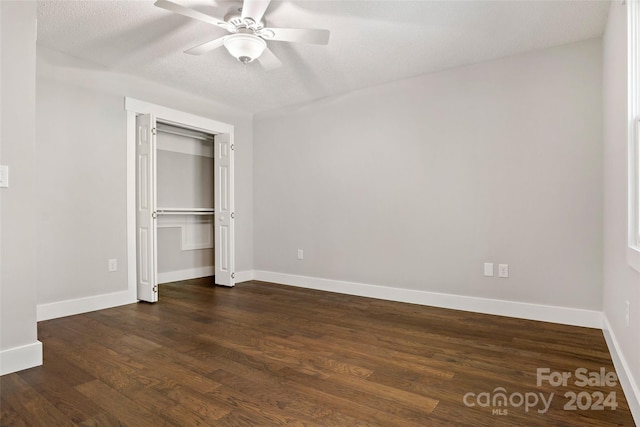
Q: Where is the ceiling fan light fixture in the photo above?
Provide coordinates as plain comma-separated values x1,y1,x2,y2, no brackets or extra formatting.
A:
223,33,266,64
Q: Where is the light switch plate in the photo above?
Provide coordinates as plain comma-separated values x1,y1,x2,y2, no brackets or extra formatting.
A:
483,263,494,277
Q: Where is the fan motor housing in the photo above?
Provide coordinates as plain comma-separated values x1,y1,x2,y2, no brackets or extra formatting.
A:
225,12,265,32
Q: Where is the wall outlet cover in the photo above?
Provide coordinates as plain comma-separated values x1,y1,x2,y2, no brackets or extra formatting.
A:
0,165,8,188
498,264,509,278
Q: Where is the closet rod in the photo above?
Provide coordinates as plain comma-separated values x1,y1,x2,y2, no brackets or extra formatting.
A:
156,127,213,142
156,211,214,216
156,208,215,216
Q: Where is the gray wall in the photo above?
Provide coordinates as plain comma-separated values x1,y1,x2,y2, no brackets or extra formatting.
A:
602,1,640,404
157,228,213,274
254,38,603,310
0,1,40,360
157,148,214,275
157,149,213,209
35,46,253,305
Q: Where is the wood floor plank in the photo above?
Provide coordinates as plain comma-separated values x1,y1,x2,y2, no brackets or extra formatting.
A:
43,337,143,391
75,380,174,427
114,382,180,423
76,410,126,427
207,368,369,426
0,278,635,426
3,386,76,427
18,368,106,425
138,350,223,394
0,371,32,395
152,382,231,423
0,401,30,427
205,381,324,426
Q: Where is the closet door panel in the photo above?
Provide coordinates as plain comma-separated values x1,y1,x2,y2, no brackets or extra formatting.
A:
215,133,235,286
136,114,158,302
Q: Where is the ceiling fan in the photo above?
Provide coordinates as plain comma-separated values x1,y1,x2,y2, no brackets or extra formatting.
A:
154,0,330,70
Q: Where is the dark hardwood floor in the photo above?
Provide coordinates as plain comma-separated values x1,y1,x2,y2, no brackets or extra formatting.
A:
0,279,635,426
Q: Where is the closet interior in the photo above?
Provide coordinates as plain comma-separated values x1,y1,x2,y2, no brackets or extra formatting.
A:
155,122,215,283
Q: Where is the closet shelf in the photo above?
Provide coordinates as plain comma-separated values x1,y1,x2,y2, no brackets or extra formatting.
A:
156,208,215,216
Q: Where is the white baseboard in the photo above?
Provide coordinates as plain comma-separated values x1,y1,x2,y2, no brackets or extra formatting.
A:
251,270,603,328
234,270,255,283
0,341,43,375
157,266,214,284
37,267,221,322
602,315,640,424
37,290,135,321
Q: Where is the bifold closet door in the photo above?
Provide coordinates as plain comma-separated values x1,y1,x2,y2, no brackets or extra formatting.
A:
214,133,235,287
136,113,158,302
135,113,235,297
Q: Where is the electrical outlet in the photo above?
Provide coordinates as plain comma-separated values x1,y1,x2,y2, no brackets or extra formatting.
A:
108,258,118,272
297,249,304,260
0,165,8,188
484,263,494,277
625,301,630,327
498,264,509,278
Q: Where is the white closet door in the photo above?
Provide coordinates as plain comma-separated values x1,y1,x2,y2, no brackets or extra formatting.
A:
136,114,158,302
214,133,235,287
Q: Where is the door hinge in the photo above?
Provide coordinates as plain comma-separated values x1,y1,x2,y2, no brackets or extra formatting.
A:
230,144,234,151
231,273,235,279
152,211,157,219
152,285,158,293
152,127,157,135
230,212,235,219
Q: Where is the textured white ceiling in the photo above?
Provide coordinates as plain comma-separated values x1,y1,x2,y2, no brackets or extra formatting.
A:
37,0,610,113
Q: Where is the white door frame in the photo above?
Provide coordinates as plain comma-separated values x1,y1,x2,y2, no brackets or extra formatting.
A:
125,97,235,302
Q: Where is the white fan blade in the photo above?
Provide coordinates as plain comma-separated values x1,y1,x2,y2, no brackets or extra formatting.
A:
261,28,330,45
154,0,229,30
241,0,271,24
184,36,227,55
257,47,282,71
